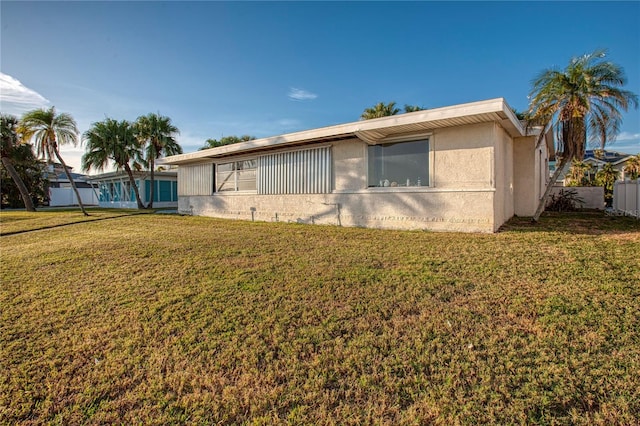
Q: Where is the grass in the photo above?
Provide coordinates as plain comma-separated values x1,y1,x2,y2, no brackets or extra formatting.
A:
0,208,149,236
1,210,639,424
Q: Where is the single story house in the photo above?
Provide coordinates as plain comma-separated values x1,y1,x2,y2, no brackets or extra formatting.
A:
552,149,637,184
161,98,553,233
89,171,178,208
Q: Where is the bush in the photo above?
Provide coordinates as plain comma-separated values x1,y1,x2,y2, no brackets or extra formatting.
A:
547,188,584,212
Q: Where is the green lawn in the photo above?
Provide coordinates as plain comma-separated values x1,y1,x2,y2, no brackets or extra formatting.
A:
1,211,638,424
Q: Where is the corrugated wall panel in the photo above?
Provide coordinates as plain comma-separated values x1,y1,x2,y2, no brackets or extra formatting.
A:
178,163,214,195
258,147,331,194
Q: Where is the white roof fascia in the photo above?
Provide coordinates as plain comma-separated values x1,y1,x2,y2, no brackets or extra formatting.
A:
161,98,525,165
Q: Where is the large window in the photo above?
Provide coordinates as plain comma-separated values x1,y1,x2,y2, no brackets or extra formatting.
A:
368,139,429,187
216,159,256,192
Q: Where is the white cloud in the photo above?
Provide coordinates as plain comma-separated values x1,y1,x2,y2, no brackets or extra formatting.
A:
288,87,317,101
0,72,50,114
615,131,640,141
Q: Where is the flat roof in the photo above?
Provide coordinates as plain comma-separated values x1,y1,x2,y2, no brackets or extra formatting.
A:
161,98,527,166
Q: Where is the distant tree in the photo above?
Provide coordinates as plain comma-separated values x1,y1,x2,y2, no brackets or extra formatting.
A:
595,163,619,207
1,144,48,209
134,113,182,208
82,118,146,209
19,107,89,216
525,49,638,221
511,108,527,120
360,102,400,120
403,105,424,113
624,154,640,180
566,159,592,186
200,135,255,150
1,114,37,211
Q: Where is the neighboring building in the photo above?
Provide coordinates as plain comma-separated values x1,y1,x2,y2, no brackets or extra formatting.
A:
583,150,637,181
161,98,553,233
552,149,637,184
46,163,99,206
89,171,178,209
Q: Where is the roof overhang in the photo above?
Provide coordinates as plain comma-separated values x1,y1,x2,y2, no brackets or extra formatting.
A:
161,98,527,166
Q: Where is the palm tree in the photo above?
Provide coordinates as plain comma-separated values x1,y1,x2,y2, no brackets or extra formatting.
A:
82,118,146,209
404,105,424,113
595,163,619,207
526,49,638,221
360,102,400,120
624,154,640,180
1,114,37,211
134,113,182,208
200,135,255,150
566,159,591,186
18,107,89,216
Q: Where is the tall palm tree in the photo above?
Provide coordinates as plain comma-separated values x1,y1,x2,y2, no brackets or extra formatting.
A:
19,107,89,216
1,114,36,211
134,113,182,208
360,102,400,120
526,49,638,221
82,118,146,209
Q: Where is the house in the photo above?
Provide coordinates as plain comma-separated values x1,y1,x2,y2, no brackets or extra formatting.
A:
551,149,637,184
46,163,99,206
89,171,178,208
582,150,637,181
161,98,554,233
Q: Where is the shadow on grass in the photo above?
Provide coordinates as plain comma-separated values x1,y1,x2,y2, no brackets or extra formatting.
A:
0,210,154,237
499,210,639,235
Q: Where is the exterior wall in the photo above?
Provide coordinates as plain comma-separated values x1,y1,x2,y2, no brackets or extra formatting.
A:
179,191,496,233
430,123,494,189
513,135,539,216
178,123,505,232
493,124,514,229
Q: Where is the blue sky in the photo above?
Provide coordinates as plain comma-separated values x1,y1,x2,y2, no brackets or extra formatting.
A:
1,1,639,173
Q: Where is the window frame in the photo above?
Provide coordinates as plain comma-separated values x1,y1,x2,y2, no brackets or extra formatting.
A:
215,157,257,193
366,138,431,189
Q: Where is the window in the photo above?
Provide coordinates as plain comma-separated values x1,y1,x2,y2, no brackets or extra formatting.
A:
368,139,429,187
216,159,256,192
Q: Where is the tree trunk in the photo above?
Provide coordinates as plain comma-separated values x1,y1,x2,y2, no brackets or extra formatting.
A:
54,148,89,216
124,163,145,209
1,156,36,212
147,158,155,209
532,156,569,222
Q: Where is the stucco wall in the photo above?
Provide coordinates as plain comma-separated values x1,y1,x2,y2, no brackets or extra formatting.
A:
179,190,496,233
431,123,494,189
493,124,515,227
513,135,537,216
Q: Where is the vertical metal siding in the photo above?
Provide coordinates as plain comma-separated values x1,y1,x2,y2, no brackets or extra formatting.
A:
258,146,331,194
178,163,214,195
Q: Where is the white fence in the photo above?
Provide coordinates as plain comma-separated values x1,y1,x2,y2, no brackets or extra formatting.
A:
49,187,99,207
613,180,639,218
